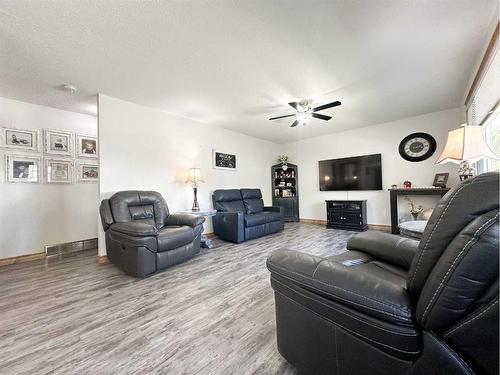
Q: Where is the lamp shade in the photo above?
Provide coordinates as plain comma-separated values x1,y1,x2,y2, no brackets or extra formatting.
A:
435,126,499,165
185,168,204,185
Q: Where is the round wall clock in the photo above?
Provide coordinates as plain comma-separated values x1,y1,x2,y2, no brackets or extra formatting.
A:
398,132,437,162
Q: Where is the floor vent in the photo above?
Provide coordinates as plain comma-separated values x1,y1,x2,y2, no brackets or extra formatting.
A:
45,238,98,257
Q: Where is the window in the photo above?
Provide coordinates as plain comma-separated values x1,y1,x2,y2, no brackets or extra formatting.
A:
474,105,500,173
466,23,499,173
465,23,498,125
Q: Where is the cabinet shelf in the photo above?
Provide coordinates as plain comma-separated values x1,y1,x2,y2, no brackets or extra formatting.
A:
272,163,299,221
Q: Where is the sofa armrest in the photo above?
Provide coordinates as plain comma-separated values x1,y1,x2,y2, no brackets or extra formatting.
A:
212,211,244,243
99,199,114,231
267,249,415,325
263,206,283,215
165,213,205,227
347,231,419,269
110,222,158,237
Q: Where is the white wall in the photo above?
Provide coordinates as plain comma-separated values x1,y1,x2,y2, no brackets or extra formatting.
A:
0,97,98,258
284,108,463,225
98,95,277,255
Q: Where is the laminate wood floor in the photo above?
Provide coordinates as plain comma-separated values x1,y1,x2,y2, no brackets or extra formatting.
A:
0,223,354,375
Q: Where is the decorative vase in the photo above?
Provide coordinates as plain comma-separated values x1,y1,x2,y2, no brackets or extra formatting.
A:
411,212,419,220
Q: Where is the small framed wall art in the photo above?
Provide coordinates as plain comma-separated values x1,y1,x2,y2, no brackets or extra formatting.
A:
213,149,237,171
1,127,40,152
5,154,41,183
77,162,99,183
45,158,73,184
76,134,98,158
44,129,74,157
432,172,449,188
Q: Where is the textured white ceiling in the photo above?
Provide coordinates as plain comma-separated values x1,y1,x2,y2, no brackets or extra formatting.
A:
0,0,497,143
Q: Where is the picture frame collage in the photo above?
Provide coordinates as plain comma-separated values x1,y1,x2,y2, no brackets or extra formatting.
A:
1,127,99,184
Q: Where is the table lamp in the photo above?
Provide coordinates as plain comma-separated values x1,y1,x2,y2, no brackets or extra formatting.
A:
186,168,204,211
435,125,499,181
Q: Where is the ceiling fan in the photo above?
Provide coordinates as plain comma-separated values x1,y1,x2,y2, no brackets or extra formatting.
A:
269,99,341,127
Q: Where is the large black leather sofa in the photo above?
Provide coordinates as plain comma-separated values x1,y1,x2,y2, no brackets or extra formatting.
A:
212,188,284,243
100,191,205,277
267,172,499,374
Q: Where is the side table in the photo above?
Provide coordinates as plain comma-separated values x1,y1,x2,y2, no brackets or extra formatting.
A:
177,209,217,248
398,220,427,239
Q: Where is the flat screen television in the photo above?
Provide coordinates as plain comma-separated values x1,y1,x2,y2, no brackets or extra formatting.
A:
319,154,382,191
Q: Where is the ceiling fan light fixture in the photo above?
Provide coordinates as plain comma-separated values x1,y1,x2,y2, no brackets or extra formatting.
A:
297,112,312,124
297,100,313,113
269,99,341,127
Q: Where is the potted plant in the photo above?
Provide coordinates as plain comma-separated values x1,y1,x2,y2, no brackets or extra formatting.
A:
278,155,289,171
404,197,423,220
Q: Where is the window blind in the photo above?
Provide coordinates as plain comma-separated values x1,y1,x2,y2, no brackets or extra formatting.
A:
466,24,499,126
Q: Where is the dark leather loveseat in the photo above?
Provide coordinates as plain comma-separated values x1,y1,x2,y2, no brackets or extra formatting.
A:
267,172,499,374
100,191,205,277
212,188,284,243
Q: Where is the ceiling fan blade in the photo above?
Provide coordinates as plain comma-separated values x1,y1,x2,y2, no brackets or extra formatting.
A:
312,113,332,121
290,119,299,127
269,114,296,121
313,101,341,112
288,102,299,110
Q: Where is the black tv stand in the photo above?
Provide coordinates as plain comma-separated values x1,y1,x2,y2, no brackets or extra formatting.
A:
326,200,367,231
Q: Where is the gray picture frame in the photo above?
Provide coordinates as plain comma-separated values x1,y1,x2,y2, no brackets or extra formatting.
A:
44,129,74,157
5,154,41,184
433,172,449,188
1,127,40,152
77,161,99,183
45,158,74,184
76,134,98,159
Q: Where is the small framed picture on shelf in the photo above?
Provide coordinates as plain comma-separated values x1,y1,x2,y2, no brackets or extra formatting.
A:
213,150,237,170
44,129,74,157
77,162,99,183
77,134,98,158
45,158,73,184
5,154,41,183
433,173,449,188
1,127,40,152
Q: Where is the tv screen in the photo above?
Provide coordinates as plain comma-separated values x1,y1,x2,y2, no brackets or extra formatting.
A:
319,154,382,191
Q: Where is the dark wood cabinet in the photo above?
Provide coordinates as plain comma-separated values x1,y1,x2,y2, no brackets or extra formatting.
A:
272,163,299,222
326,200,367,231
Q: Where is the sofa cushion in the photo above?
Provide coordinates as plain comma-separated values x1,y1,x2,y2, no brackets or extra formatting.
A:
212,189,245,213
241,188,262,200
241,188,264,214
245,211,282,227
157,225,195,252
109,191,169,229
244,199,264,214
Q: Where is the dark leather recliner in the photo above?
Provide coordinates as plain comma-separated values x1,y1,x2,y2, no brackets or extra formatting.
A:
212,188,284,243
100,191,205,277
267,172,499,374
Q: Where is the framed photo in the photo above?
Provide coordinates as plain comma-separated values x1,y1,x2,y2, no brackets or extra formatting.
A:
77,162,99,183
45,158,73,184
1,127,40,152
5,154,41,183
433,172,449,188
76,135,98,158
44,129,74,156
213,150,237,170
